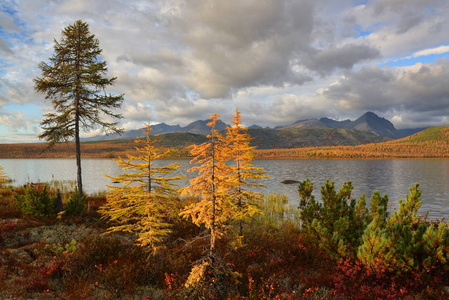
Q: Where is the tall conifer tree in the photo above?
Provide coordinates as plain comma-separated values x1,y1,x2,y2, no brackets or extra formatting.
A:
34,20,124,197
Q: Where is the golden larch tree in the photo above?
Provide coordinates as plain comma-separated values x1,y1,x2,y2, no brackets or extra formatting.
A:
0,166,9,190
180,114,234,255
100,123,183,253
226,108,267,236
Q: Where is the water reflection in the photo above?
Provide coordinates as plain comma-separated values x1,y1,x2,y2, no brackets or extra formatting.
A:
1,158,448,220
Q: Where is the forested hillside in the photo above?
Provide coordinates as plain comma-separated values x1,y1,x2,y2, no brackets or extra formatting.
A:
0,126,448,159
257,126,449,158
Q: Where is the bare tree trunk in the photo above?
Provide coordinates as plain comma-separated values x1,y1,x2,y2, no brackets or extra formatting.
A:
237,157,243,236
75,114,83,198
75,105,86,217
148,152,152,193
74,40,84,203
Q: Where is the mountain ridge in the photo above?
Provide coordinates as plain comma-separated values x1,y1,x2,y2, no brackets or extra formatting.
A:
81,112,424,142
281,111,403,138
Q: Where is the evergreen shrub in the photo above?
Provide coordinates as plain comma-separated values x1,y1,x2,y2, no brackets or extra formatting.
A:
65,188,85,217
15,183,57,220
298,179,449,282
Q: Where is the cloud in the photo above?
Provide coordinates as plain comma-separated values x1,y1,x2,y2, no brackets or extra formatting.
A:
373,0,442,34
121,102,155,122
346,1,449,58
0,110,28,133
320,59,449,128
408,45,449,59
0,37,13,55
302,43,380,76
1,0,381,107
166,0,318,98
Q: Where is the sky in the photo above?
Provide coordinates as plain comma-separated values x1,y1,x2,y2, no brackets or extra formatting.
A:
1,0,449,143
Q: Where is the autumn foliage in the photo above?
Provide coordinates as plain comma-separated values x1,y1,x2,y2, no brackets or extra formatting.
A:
0,166,9,191
226,109,267,236
256,126,449,159
100,123,183,253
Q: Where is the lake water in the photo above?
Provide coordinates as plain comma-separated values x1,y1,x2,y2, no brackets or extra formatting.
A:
1,158,448,220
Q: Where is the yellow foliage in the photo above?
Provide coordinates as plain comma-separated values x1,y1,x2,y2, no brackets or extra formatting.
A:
181,114,234,251
181,111,268,253
226,108,268,235
184,260,210,288
0,166,9,190
100,123,184,254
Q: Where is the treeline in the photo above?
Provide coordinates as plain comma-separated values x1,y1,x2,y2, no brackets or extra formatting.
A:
2,126,449,159
0,140,190,159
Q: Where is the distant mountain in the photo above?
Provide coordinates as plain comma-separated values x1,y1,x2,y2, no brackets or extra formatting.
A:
284,119,328,129
248,127,387,149
319,117,352,128
81,123,182,141
351,112,398,138
81,120,227,142
181,119,227,134
82,112,424,142
281,112,405,139
249,124,263,129
151,123,182,134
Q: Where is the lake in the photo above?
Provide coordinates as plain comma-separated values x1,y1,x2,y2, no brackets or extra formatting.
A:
1,158,448,220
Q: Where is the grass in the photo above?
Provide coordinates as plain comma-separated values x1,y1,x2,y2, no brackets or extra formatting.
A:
398,126,449,143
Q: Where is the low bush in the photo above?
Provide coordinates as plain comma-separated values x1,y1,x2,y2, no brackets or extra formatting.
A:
298,179,449,298
64,188,85,217
298,179,370,260
0,189,21,218
14,183,58,220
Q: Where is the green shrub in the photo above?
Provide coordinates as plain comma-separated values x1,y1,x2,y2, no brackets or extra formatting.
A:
298,179,370,260
299,179,449,279
65,188,85,217
15,183,58,220
358,183,449,274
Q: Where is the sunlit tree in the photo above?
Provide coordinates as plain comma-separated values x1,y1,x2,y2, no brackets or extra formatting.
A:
226,108,267,236
34,20,124,197
0,166,9,190
100,123,183,253
180,114,233,255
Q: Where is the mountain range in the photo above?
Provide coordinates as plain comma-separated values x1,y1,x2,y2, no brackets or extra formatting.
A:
281,112,423,139
81,112,425,145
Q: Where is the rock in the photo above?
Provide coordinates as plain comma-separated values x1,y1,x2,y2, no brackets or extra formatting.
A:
6,244,36,264
56,192,64,213
281,180,300,184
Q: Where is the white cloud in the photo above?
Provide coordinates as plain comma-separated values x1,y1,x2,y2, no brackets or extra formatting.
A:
0,110,27,133
408,45,449,58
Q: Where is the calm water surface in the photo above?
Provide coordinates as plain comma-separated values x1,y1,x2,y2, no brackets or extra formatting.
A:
1,158,448,220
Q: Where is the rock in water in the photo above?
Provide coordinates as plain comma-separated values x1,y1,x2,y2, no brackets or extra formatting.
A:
281,180,300,184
